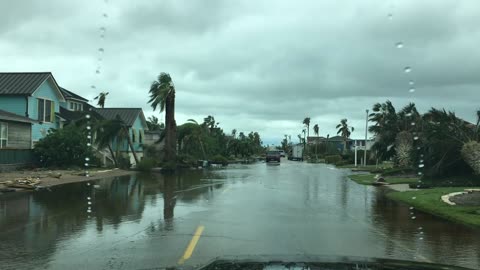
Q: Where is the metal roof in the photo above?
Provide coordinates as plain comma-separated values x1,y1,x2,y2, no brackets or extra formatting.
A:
0,109,36,124
60,87,89,102
93,108,147,127
0,72,52,95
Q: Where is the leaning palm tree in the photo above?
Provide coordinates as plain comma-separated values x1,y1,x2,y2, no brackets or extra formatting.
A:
313,124,319,159
94,115,139,166
148,72,177,162
336,119,354,153
94,92,109,108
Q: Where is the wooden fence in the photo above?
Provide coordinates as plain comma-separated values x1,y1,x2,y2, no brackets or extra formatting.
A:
0,149,36,165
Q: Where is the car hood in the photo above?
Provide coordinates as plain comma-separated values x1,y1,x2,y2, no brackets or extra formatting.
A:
145,255,474,270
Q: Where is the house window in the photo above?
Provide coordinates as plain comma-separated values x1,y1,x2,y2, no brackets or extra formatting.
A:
139,129,143,143
0,122,7,148
38,98,54,123
70,102,74,110
131,129,136,143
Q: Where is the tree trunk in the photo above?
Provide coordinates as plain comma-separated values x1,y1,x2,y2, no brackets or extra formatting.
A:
164,92,177,162
125,128,139,165
107,144,118,167
198,138,207,160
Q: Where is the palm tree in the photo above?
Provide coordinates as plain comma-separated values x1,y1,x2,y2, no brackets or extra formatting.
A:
148,72,177,162
313,124,319,158
303,117,311,138
94,115,139,166
336,119,354,153
146,115,164,131
94,92,109,108
186,119,207,160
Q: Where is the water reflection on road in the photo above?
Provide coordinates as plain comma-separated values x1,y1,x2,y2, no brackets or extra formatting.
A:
0,162,479,270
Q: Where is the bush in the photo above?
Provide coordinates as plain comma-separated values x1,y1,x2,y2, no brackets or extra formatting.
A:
34,125,93,167
136,158,156,172
177,154,197,167
325,155,342,164
117,155,131,169
211,154,229,166
335,160,350,166
381,167,414,176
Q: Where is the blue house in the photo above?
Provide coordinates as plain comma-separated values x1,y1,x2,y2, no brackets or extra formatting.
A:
0,72,66,143
0,72,150,167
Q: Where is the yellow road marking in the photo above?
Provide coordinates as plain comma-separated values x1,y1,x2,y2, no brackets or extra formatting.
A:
178,225,205,265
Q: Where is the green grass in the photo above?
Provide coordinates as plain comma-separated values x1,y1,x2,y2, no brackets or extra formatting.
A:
337,164,392,172
387,187,480,227
348,174,419,185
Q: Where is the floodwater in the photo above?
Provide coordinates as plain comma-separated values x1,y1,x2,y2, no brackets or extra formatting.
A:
1,161,479,269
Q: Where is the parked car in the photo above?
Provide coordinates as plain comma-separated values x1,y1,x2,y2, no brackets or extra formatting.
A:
279,150,286,157
266,151,281,162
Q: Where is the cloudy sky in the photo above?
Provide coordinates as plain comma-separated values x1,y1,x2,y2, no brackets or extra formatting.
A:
1,0,479,145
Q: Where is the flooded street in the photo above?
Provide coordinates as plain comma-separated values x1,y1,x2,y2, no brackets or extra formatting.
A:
1,161,479,270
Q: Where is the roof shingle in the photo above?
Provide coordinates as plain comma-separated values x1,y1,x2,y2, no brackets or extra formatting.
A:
93,108,144,127
0,109,36,123
60,87,89,102
0,72,52,95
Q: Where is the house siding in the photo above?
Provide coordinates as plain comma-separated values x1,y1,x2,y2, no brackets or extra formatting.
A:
28,79,62,142
111,115,146,153
4,121,32,149
0,96,26,116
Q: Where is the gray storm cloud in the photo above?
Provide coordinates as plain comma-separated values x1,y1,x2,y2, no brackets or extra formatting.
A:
1,0,479,145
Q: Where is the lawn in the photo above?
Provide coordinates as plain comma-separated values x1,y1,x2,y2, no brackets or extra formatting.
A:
337,164,393,172
348,173,419,185
387,187,480,228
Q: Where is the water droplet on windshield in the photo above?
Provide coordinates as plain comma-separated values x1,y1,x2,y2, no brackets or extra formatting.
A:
88,201,92,205
87,135,92,139
85,157,90,161
395,42,404,48
87,197,91,200
87,143,92,147
414,136,419,140
419,237,424,240
86,126,91,130
409,80,415,85
98,48,104,52
387,13,393,20
86,114,91,119
85,163,89,167
409,207,414,210
411,216,416,220
409,88,416,93
103,13,108,18
87,209,92,213
90,85,96,89
87,183,91,186
412,197,417,200
404,67,412,73
418,164,425,168
96,70,101,74
411,122,416,126
418,172,423,176
99,27,106,32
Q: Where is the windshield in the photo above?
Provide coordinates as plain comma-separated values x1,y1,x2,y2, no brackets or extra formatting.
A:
0,1,479,270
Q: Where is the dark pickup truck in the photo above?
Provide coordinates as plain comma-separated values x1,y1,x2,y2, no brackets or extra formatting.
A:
266,151,281,162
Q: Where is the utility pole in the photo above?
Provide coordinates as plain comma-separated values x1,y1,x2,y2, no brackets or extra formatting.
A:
364,109,369,166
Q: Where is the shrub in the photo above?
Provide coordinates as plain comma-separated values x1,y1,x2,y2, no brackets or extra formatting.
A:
34,125,92,167
381,167,414,176
117,155,131,169
211,154,229,166
325,155,342,164
136,158,156,172
177,154,197,168
335,160,350,166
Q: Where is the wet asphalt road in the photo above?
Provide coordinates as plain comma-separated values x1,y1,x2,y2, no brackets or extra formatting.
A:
1,160,480,269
